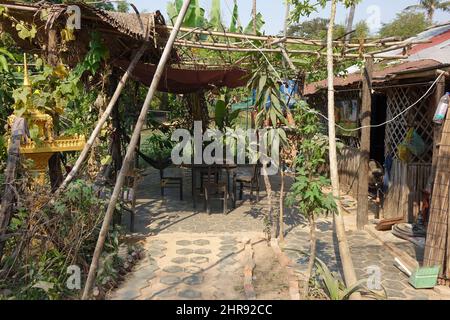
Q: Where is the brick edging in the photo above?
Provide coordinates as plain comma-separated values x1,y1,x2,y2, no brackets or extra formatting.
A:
243,238,256,300
270,238,301,300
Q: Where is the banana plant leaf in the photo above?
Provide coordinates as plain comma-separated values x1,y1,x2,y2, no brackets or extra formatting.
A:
244,12,265,34
229,0,242,33
209,0,223,31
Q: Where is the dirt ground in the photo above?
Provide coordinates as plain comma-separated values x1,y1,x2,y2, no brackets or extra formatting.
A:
252,241,291,300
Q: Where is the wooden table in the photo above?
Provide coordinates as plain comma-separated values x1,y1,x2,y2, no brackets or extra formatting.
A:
182,163,237,210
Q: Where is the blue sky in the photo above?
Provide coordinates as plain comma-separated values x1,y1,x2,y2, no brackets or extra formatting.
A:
131,0,450,35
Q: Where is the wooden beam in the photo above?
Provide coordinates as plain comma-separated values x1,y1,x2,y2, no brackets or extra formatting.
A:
357,57,374,230
173,41,408,59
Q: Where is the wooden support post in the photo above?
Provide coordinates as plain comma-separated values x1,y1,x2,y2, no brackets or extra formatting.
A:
47,29,59,67
326,0,360,299
0,135,21,262
357,57,373,230
81,0,192,300
56,43,149,194
110,73,123,175
431,73,446,180
47,28,64,191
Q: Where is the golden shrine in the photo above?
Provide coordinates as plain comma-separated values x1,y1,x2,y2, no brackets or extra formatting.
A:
7,56,86,183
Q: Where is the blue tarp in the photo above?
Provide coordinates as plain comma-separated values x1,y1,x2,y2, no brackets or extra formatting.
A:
232,80,299,111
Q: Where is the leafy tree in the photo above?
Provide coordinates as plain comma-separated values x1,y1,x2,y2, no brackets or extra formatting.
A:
286,103,336,298
379,11,430,39
287,18,367,40
287,17,329,38
354,21,369,39
405,0,450,23
289,0,362,22
116,1,130,13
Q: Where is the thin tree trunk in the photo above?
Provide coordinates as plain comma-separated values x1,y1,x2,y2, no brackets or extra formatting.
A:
304,215,316,299
87,92,107,179
252,0,257,34
81,0,192,299
326,0,361,300
283,1,290,36
344,4,356,45
427,9,434,24
279,168,285,242
110,80,123,176
262,162,273,241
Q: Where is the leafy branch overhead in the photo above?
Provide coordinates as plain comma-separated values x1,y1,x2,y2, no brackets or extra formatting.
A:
289,0,362,22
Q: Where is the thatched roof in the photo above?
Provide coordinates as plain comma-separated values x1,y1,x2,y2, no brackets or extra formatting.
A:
0,1,174,66
0,1,249,93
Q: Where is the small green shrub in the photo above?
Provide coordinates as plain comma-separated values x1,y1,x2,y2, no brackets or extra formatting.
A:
141,130,174,161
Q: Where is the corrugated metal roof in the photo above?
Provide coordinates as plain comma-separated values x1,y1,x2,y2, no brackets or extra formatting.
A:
304,59,442,95
305,23,450,96
408,39,450,64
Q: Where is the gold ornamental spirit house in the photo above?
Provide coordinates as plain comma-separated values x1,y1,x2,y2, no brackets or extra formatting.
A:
7,55,86,184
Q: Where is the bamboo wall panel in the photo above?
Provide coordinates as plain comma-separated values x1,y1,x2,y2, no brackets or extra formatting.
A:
424,110,450,279
385,86,435,164
382,160,431,221
338,146,361,196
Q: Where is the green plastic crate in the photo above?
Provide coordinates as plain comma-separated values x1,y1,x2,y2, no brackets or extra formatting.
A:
409,266,440,289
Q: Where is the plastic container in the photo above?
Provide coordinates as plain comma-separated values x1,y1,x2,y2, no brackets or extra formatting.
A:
409,266,440,289
433,92,449,124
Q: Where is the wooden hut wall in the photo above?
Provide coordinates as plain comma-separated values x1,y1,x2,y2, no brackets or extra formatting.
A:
338,146,361,195
307,89,362,196
382,84,435,221
336,90,361,196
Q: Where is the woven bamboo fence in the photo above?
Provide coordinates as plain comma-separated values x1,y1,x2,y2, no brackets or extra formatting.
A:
382,160,431,220
424,110,450,280
382,85,434,221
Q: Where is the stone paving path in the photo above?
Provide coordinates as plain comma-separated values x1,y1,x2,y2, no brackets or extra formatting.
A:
110,167,447,300
282,218,441,300
110,232,267,300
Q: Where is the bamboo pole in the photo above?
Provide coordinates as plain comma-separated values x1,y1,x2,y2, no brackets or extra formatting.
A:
165,25,429,48
357,57,373,230
81,0,192,300
56,43,149,194
173,41,408,59
326,0,360,300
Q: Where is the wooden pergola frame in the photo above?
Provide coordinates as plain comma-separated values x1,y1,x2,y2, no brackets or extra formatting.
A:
161,25,430,66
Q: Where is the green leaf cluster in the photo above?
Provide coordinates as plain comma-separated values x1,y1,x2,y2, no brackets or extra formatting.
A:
286,102,336,219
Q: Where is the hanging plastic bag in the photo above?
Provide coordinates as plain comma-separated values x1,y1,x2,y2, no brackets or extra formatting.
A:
398,128,426,162
398,129,413,162
406,129,426,157
398,143,411,162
